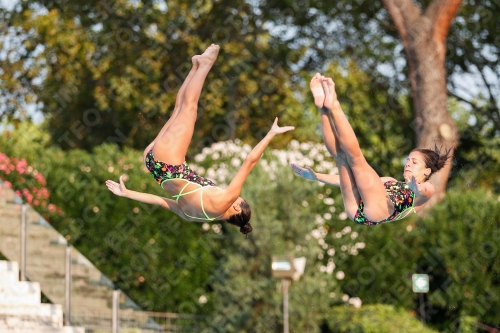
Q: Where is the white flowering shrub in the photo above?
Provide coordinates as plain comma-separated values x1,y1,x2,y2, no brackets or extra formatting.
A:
189,138,375,330
191,139,337,185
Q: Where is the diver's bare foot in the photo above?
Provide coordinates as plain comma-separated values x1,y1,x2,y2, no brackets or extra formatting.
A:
310,73,325,108
198,44,220,67
192,55,200,69
321,77,339,110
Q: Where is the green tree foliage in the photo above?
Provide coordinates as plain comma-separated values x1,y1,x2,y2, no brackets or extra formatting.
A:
324,304,439,333
447,0,500,126
264,0,500,189
0,0,312,151
445,1,500,189
3,121,500,331
1,121,348,322
0,121,217,312
193,141,344,332
330,188,500,331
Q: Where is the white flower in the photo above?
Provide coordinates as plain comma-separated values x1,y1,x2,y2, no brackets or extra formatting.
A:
290,140,300,149
323,197,334,205
311,229,321,239
207,168,216,179
337,271,345,280
339,212,348,220
349,297,362,308
212,224,222,234
326,261,335,274
230,157,241,167
300,142,311,150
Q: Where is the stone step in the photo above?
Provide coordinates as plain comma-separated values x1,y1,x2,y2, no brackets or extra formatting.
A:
0,281,41,306
0,327,86,333
70,295,111,310
0,261,19,284
62,326,86,333
0,304,63,328
0,184,18,204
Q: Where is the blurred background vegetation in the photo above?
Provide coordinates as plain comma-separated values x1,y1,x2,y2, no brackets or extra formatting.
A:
1,0,500,332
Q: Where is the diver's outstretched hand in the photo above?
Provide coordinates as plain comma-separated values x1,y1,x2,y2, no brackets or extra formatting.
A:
269,117,295,135
290,163,318,181
105,175,129,197
408,176,421,196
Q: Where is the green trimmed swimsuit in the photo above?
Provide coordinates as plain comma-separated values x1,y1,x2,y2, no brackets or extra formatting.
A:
145,150,223,221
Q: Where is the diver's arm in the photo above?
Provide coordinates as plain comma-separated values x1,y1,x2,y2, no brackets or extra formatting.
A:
223,118,294,203
105,176,185,215
291,164,340,186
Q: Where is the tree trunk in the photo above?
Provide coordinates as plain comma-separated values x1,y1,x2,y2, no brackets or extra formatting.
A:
381,0,462,207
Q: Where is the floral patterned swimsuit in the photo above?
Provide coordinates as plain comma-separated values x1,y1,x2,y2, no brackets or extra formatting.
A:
145,150,222,221
353,180,416,226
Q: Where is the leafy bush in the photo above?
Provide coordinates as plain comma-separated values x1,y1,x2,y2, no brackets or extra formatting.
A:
324,304,438,333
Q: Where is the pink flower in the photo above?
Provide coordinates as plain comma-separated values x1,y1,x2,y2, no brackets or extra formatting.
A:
3,181,11,188
25,194,33,204
33,199,39,206
15,190,21,197
38,188,49,199
48,204,57,213
15,159,27,174
35,173,47,186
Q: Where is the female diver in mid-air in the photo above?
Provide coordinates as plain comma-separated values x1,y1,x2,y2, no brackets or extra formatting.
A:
106,44,294,234
291,73,451,226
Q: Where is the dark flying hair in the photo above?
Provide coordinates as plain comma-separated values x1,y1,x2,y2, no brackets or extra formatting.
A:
226,200,252,235
412,144,452,180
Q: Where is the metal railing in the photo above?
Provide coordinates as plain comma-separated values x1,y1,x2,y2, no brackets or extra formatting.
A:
0,181,204,333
